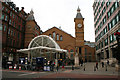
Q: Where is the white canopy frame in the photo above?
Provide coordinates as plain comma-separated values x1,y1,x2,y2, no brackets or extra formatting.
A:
17,35,67,66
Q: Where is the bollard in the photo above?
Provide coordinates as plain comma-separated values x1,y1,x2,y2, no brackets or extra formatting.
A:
14,66,16,70
106,65,107,71
72,65,74,70
94,66,96,71
9,66,12,69
84,67,85,71
84,65,85,71
19,66,21,70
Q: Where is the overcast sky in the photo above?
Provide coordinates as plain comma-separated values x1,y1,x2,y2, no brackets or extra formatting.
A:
12,0,95,42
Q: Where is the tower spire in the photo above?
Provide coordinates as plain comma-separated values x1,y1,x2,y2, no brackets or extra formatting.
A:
77,6,80,13
75,6,83,19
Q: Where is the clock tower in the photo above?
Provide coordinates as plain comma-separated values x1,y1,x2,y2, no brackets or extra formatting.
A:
74,7,85,63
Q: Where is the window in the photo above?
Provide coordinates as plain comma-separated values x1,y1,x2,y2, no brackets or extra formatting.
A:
111,6,115,14
115,2,119,9
53,32,56,40
0,25,2,30
116,15,119,22
13,14,15,19
79,47,81,54
14,32,16,36
18,25,20,30
85,48,87,55
112,19,115,27
10,12,12,16
108,22,112,30
113,33,116,41
18,33,20,39
60,35,63,41
2,6,4,10
2,14,4,20
9,20,11,24
49,34,51,37
110,34,113,43
107,11,110,18
105,38,108,46
13,40,15,47
106,2,110,7
11,30,13,36
103,16,106,24
8,28,10,34
98,43,100,49
101,41,103,48
5,15,8,21
104,26,107,34
4,25,6,31
57,34,59,40
6,8,8,12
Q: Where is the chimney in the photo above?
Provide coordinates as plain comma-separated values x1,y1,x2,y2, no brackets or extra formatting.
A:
16,7,19,11
21,7,24,11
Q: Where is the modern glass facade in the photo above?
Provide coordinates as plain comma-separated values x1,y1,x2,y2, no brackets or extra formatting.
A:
93,0,120,61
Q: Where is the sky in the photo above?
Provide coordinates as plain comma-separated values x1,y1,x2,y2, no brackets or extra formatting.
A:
12,0,95,42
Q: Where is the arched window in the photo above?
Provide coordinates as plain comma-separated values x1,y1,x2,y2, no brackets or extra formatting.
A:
49,34,51,37
53,32,56,40
57,34,59,40
60,35,63,41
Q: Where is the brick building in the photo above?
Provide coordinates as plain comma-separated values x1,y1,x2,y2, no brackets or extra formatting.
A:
1,2,41,67
1,1,95,67
93,1,120,61
24,9,41,48
42,7,96,64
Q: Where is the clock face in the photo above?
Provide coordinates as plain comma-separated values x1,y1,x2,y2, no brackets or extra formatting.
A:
77,24,82,28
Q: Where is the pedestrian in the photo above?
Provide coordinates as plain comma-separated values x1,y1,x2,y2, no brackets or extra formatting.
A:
102,62,104,68
107,60,109,66
56,65,59,72
96,61,98,69
62,61,65,71
81,59,83,66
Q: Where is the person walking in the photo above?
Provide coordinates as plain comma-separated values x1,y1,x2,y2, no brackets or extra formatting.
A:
96,61,98,69
56,65,59,72
107,60,109,66
62,61,65,71
102,62,104,68
81,59,83,66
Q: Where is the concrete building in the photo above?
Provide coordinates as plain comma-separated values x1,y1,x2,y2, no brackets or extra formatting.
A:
93,1,120,61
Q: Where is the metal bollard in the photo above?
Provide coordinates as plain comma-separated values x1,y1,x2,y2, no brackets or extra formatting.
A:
72,65,74,70
94,66,96,71
106,65,107,71
84,65,85,71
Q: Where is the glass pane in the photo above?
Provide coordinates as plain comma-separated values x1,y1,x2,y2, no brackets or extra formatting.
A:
53,32,55,40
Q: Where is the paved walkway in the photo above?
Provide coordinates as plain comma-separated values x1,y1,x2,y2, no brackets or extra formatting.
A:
2,62,119,76
58,62,119,76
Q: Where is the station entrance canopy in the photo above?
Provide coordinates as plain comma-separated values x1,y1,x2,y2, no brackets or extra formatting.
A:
17,35,67,55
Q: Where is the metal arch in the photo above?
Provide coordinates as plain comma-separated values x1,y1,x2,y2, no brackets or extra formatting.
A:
28,35,60,49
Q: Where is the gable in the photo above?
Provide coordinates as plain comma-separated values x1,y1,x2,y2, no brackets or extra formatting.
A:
42,27,75,39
